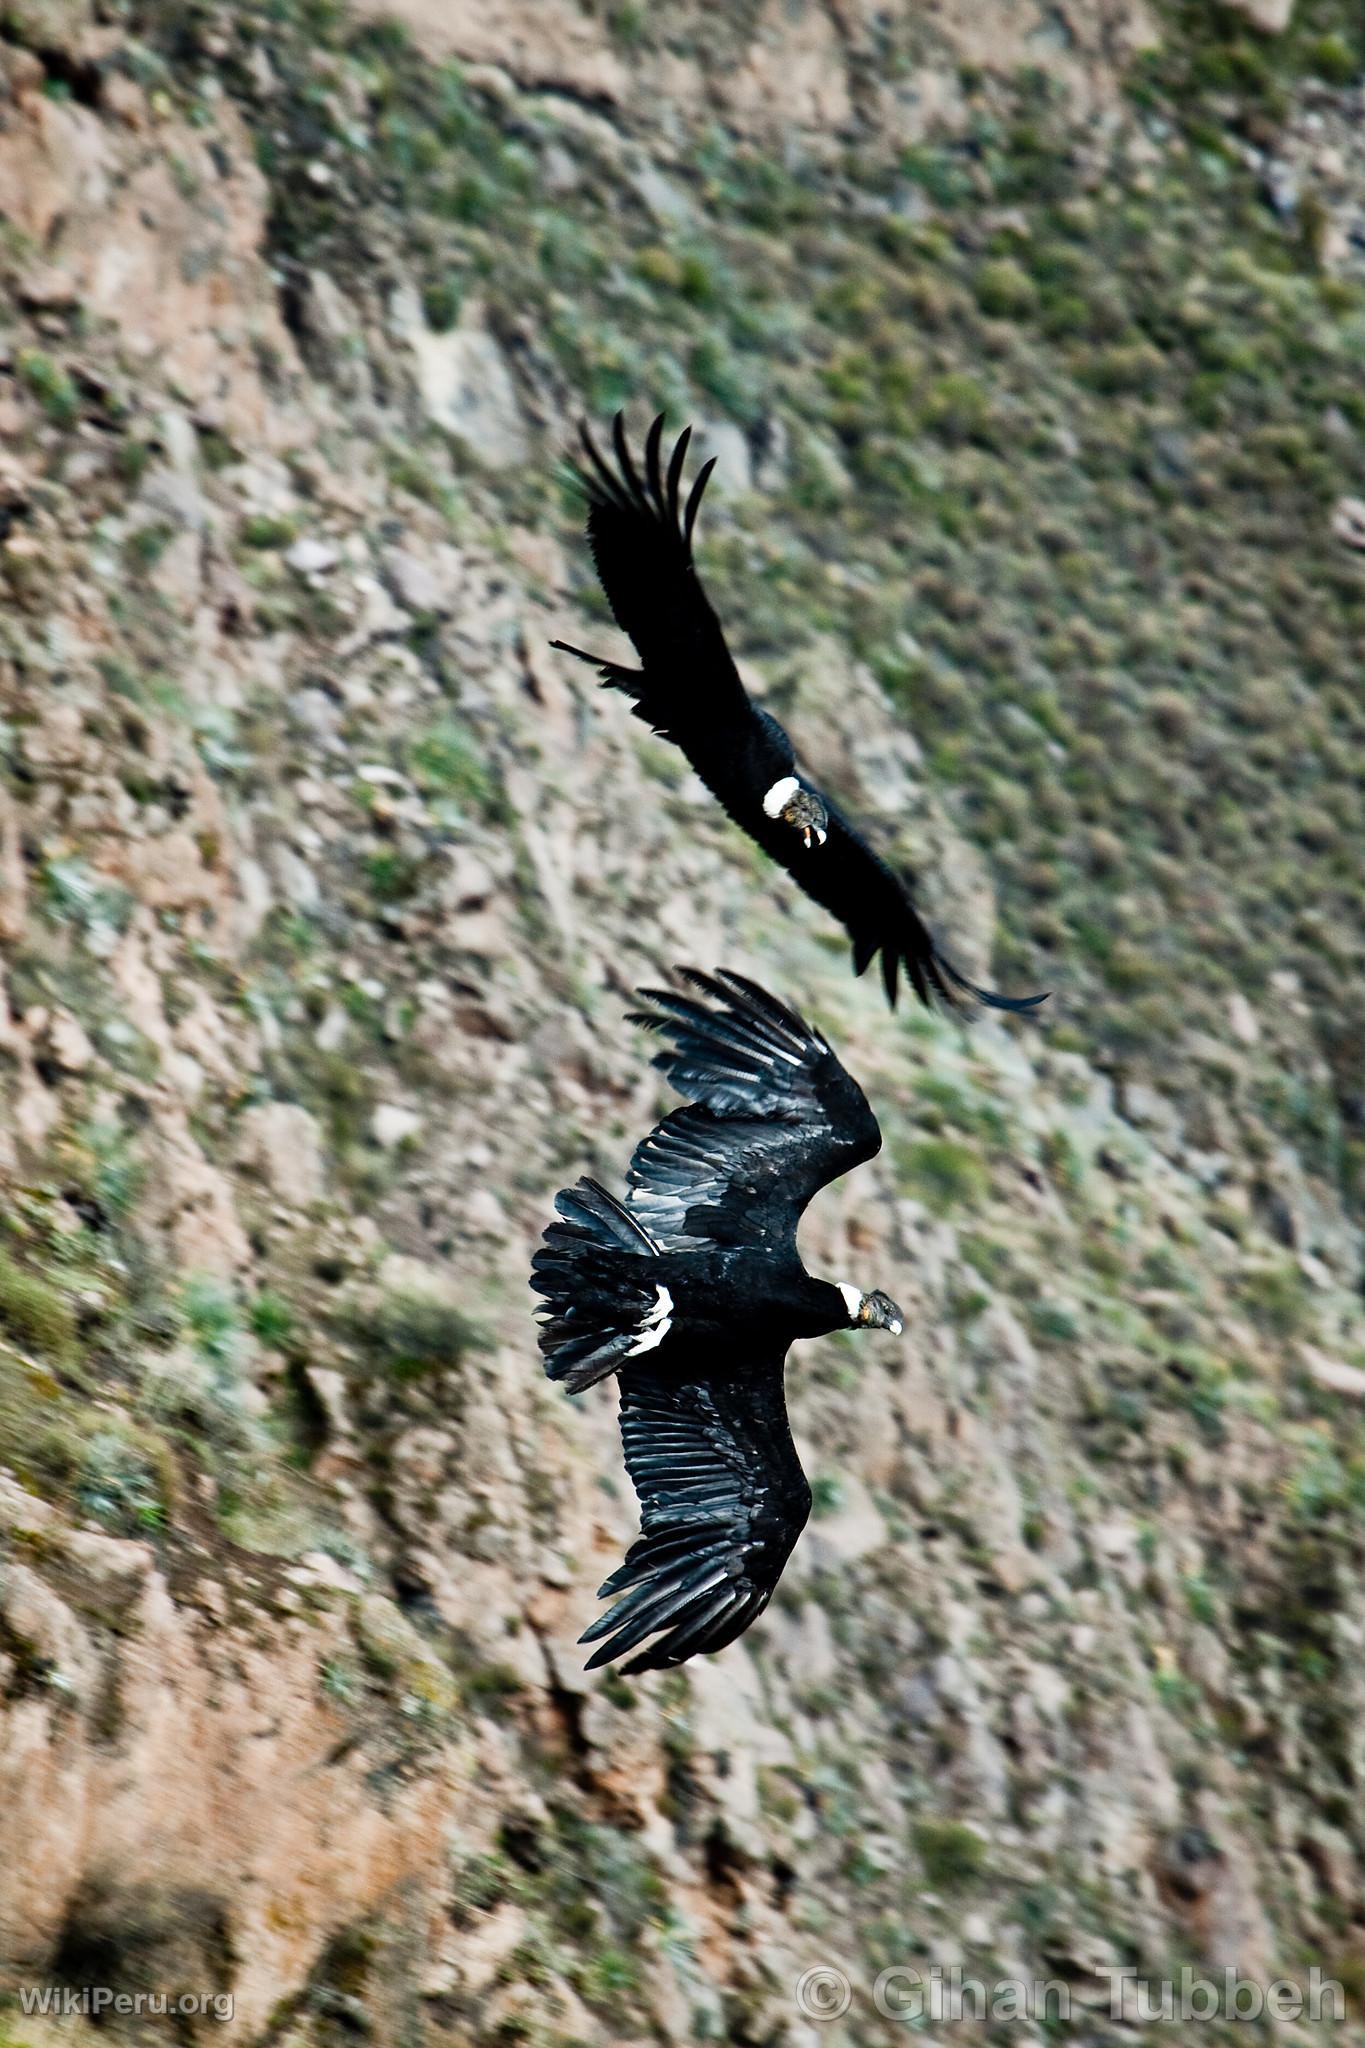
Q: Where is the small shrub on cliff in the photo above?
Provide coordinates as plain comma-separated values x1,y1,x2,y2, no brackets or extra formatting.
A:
240,513,299,550
975,257,1038,320
1238,1260,1311,1339
912,1818,988,1889
17,348,78,426
344,1287,488,1382
408,719,498,816
0,1253,76,1367
895,1137,990,1214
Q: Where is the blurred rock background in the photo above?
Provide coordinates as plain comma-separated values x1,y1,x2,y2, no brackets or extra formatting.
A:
1,0,1365,2040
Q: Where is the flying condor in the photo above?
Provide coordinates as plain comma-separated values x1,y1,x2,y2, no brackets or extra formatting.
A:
553,415,1047,1013
530,968,903,1674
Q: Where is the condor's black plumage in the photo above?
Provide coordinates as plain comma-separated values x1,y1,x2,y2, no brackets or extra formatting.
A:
531,969,903,1673
553,414,1046,1013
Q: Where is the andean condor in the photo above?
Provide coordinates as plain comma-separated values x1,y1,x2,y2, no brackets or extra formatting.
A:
553,415,1047,1013
530,968,903,1673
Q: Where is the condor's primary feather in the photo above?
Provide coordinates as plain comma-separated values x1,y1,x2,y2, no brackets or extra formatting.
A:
531,969,903,1673
553,414,1047,1013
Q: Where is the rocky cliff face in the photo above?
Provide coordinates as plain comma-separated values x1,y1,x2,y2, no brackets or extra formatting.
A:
3,1,1365,2042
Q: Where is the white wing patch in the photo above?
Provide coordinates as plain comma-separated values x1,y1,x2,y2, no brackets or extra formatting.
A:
627,1284,675,1357
837,1280,863,1323
762,774,800,819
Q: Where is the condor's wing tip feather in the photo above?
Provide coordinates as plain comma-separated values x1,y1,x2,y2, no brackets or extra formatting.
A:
571,411,683,505
575,1544,747,1671
683,454,718,543
579,1580,763,1674
629,967,816,1070
669,963,812,1037
854,932,1049,1016
974,984,1051,1014
599,409,680,457
934,952,1051,1014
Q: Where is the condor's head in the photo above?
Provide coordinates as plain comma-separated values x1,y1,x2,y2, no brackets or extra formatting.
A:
837,1282,904,1336
762,774,828,850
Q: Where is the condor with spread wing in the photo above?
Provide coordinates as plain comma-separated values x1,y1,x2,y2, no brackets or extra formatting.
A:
553,415,1046,1012
530,969,902,1673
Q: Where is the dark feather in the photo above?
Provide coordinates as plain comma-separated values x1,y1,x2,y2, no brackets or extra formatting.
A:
624,967,880,1252
531,971,887,1672
582,1358,811,1673
532,1177,667,1392
558,415,1047,1013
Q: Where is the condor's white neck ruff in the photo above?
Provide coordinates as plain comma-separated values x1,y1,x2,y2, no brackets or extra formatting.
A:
762,774,800,819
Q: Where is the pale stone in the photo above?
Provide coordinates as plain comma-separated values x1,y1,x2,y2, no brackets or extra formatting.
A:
800,1467,886,1567
1225,0,1292,27
269,842,320,910
285,535,341,574
1332,496,1365,550
45,1010,94,1074
236,1101,327,1206
0,1560,464,2033
62,1530,155,1596
3,0,95,56
384,547,449,615
371,1103,424,1149
694,418,752,494
17,263,79,309
1227,992,1260,1045
464,1186,506,1234
0,1475,56,1535
392,288,529,467
1302,1346,1365,1401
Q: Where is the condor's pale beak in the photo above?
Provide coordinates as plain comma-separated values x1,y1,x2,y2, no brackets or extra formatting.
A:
857,1289,905,1335
776,785,829,851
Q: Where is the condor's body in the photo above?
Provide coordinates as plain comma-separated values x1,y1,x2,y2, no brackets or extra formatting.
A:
532,969,903,1674
590,1246,857,1366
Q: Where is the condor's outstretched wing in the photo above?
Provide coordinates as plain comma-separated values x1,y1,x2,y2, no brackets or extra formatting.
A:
551,414,764,764
582,1352,810,1673
752,794,1046,1014
624,967,880,1253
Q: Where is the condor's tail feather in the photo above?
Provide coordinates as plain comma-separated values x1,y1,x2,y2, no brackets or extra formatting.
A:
531,1177,672,1393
